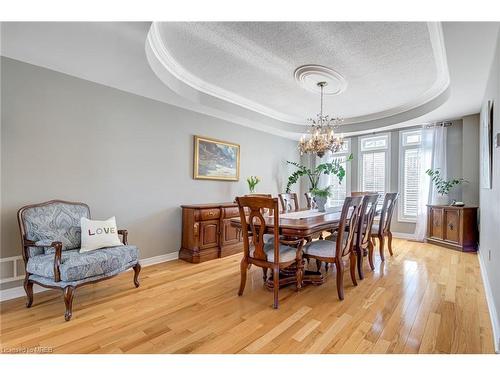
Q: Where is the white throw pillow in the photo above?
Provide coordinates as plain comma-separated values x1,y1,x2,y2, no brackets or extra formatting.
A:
80,216,123,253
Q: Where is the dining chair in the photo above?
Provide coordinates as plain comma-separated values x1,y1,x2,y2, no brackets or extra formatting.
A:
353,193,379,280
235,195,304,309
278,193,299,212
304,192,317,209
370,192,399,260
302,196,363,300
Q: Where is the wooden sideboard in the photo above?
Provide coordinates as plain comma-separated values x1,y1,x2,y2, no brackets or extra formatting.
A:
426,205,478,252
179,202,243,263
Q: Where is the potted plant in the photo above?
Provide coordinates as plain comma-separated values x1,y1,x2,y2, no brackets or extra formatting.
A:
285,155,352,193
310,186,331,212
425,168,468,205
246,176,260,194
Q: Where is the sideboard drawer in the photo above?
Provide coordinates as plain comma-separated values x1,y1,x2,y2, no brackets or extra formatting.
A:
223,207,240,218
200,208,220,221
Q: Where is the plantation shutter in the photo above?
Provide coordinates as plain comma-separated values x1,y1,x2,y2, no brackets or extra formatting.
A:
361,151,386,194
329,155,347,207
403,148,421,217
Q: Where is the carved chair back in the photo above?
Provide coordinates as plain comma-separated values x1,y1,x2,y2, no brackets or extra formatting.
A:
236,196,280,264
355,194,379,249
245,194,273,216
17,200,91,262
304,192,317,209
378,192,399,234
278,193,299,212
336,196,363,259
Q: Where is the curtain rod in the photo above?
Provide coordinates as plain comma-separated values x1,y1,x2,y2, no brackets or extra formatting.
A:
341,120,454,139
424,121,453,128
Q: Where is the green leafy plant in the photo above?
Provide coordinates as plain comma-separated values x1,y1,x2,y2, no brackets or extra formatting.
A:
246,176,260,193
310,186,331,198
425,168,468,196
285,154,353,193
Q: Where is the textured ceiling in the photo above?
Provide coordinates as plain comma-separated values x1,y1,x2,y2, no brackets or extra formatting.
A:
153,22,441,123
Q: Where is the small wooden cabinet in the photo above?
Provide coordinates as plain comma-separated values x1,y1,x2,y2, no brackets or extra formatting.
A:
179,203,243,263
426,205,478,252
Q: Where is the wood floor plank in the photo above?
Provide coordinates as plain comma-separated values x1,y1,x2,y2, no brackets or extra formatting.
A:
0,239,494,354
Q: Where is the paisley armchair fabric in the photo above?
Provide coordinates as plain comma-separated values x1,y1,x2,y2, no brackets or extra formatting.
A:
21,201,90,256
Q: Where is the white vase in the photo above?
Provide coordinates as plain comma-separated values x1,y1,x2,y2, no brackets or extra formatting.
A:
315,196,328,212
433,195,449,205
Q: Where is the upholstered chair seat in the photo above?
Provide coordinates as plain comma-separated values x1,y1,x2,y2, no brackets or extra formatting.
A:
27,245,139,284
248,242,298,263
303,240,335,258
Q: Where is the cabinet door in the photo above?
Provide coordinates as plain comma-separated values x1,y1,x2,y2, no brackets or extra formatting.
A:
199,220,219,249
222,218,240,246
444,209,460,244
429,207,443,240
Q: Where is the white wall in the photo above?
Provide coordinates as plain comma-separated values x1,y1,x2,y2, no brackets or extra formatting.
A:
0,57,300,289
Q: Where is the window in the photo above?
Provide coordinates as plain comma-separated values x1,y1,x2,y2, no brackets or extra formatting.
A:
358,133,390,195
317,139,351,207
399,130,422,222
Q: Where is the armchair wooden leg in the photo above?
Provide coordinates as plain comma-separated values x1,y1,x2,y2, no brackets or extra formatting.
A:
387,231,394,256
133,263,141,288
368,240,375,270
350,252,358,286
63,286,75,321
273,267,280,309
24,276,33,308
238,257,248,296
335,259,344,300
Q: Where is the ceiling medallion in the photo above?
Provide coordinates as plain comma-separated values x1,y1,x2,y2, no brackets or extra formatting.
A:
298,81,344,158
294,64,347,96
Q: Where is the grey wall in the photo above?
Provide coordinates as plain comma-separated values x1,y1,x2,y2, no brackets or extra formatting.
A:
479,31,500,346
462,114,480,206
0,57,300,289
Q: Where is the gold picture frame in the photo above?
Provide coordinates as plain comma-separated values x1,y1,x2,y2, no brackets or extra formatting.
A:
193,135,240,181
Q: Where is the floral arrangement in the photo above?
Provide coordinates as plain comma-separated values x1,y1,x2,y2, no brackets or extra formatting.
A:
246,176,260,193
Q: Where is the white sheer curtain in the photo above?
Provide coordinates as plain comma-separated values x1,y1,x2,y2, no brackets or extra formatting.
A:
430,125,447,205
414,125,447,241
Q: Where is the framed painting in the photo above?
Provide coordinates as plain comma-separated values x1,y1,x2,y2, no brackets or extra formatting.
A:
480,100,494,189
193,136,240,181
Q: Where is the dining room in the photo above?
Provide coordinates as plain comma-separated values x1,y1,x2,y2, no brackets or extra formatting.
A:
1,4,500,372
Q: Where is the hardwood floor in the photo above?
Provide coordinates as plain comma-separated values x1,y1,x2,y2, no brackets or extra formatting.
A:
0,239,494,354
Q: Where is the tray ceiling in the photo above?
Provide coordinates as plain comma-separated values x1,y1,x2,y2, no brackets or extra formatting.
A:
146,22,450,127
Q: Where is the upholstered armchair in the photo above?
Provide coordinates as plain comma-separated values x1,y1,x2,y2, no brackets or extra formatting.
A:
17,200,141,321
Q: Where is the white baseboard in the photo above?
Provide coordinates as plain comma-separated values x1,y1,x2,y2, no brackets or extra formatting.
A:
0,251,178,303
391,231,417,240
477,247,500,353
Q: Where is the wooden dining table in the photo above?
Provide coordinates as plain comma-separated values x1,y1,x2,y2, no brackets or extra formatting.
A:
230,206,381,290
230,207,346,289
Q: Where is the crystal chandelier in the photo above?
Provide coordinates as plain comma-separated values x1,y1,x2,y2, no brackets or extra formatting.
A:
298,81,344,158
